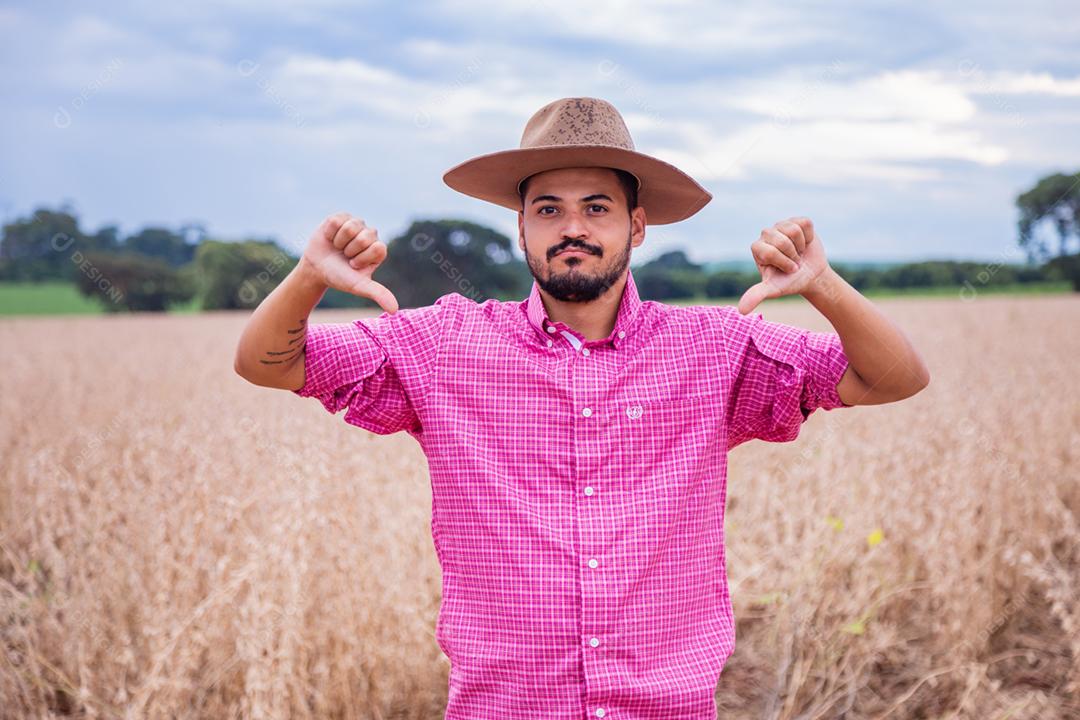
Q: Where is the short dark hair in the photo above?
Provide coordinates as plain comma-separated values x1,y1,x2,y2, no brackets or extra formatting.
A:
519,167,640,215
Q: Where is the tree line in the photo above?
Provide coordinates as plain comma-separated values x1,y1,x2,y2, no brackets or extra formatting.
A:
1,170,1077,312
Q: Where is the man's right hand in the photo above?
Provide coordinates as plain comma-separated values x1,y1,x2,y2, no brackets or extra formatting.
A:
300,212,399,314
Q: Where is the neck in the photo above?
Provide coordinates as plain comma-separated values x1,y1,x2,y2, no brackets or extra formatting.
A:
540,272,627,341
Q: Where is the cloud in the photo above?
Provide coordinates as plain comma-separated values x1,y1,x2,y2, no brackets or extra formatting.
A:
629,67,1015,185
428,0,844,53
267,48,603,139
961,70,1080,98
652,119,1008,185
726,68,978,124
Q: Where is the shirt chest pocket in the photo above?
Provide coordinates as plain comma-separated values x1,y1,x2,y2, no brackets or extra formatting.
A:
608,391,724,475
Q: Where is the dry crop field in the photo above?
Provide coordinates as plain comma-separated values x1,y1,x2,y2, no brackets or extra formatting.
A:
1,294,1078,719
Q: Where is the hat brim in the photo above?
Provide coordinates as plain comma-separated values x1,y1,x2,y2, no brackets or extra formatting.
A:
442,145,712,225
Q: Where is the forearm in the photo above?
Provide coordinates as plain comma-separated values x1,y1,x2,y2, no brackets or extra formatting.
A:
233,257,328,389
801,266,930,401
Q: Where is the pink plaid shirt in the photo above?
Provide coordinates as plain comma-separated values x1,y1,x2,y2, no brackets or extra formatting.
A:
294,268,852,719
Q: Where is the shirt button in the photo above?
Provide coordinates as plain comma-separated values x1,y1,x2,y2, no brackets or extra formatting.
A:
584,486,594,496
546,325,556,333
617,330,626,338
589,637,600,647
588,558,599,569
582,407,592,417
582,347,591,356
595,708,606,717
547,339,553,347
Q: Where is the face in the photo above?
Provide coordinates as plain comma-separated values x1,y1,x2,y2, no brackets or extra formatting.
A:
518,166,647,302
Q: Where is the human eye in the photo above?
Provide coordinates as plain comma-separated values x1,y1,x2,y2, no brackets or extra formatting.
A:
538,206,556,215
589,204,609,213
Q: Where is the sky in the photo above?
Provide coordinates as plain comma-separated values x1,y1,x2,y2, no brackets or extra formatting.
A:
1,0,1078,265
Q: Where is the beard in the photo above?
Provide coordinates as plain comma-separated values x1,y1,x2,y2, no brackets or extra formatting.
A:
525,230,632,302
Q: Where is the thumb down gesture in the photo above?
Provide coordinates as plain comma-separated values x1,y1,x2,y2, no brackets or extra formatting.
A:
301,212,399,314
738,216,831,315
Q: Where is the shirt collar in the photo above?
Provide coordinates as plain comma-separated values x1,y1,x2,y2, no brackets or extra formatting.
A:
524,267,643,349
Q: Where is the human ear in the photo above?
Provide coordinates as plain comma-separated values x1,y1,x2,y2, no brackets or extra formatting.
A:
631,206,647,248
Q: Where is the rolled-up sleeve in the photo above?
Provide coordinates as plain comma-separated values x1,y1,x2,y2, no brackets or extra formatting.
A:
716,305,852,451
293,296,449,436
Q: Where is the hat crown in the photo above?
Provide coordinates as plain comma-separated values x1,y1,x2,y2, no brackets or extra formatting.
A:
520,97,636,151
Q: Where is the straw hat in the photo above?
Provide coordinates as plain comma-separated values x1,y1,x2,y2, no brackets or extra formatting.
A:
442,97,712,225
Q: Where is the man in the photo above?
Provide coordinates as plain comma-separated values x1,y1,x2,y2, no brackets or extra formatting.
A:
234,97,929,719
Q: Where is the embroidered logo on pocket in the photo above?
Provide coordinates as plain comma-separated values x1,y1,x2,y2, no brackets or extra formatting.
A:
626,404,644,420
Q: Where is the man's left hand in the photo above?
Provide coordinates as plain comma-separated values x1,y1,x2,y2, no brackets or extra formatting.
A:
738,216,830,315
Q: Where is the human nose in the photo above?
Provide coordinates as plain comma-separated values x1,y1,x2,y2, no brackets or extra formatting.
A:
560,209,589,239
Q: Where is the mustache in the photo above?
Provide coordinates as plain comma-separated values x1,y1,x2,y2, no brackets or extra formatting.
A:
550,241,601,259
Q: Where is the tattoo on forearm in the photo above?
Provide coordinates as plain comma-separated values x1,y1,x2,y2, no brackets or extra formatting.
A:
258,319,308,365
259,341,306,365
